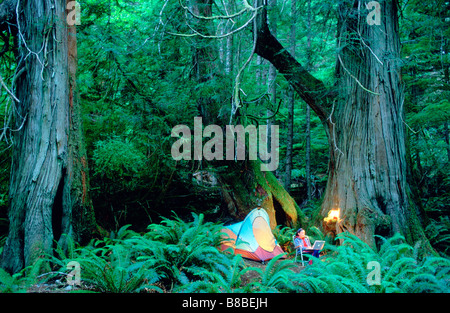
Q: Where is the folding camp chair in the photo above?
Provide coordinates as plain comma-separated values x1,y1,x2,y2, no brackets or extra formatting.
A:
293,235,306,266
294,236,324,266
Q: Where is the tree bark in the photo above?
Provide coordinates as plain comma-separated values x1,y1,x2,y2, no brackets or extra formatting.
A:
321,0,413,247
64,11,96,248
1,0,96,273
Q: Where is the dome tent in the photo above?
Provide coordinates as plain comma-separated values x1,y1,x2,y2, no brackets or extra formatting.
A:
219,208,285,262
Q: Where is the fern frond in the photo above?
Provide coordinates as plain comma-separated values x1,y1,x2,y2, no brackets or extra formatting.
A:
115,224,138,241
250,254,294,291
340,276,370,293
384,257,418,283
403,273,445,293
0,268,29,293
337,232,375,253
293,274,328,293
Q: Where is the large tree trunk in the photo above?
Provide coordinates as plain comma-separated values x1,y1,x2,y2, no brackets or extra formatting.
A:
255,0,432,251
1,0,96,273
320,0,428,248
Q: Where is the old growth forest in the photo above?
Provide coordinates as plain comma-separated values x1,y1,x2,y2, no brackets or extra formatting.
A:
0,0,449,294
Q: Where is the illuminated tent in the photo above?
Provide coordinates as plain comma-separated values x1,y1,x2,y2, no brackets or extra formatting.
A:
219,208,285,262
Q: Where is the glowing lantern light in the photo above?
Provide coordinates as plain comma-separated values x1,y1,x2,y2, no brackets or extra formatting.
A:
324,209,340,223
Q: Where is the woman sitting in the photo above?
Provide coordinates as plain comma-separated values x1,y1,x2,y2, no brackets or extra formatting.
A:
293,228,319,264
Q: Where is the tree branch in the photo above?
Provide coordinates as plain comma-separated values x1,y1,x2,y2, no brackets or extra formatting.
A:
254,4,333,123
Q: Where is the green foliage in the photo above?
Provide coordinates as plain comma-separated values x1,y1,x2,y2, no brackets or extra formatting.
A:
92,136,147,191
0,147,10,222
173,254,247,293
0,217,7,248
131,213,231,288
46,213,235,292
75,0,201,228
425,216,450,256
289,232,450,293
2,213,450,293
400,0,450,258
0,268,28,293
76,245,161,293
0,0,449,294
51,222,450,293
240,254,295,292
0,258,56,293
273,225,296,254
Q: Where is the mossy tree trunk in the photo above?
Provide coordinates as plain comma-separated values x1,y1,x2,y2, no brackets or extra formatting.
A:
218,160,305,229
0,0,96,273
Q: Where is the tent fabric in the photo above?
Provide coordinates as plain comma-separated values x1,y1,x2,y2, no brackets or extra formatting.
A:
219,208,285,262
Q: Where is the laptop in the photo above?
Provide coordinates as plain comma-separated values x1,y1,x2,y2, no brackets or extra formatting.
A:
310,240,325,251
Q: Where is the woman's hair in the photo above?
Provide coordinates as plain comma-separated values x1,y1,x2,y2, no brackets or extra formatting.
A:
297,228,303,234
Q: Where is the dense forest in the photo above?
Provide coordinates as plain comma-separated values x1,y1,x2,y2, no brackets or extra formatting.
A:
0,0,449,294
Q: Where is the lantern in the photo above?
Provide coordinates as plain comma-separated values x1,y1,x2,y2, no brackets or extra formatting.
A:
324,208,340,223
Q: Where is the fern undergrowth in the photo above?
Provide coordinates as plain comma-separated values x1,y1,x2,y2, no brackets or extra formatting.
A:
290,232,450,293
1,214,449,293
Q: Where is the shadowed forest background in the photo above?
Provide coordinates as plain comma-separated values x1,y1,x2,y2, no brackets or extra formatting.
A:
0,0,449,293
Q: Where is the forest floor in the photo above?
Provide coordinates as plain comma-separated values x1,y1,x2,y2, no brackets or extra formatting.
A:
241,258,305,286
25,258,306,293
